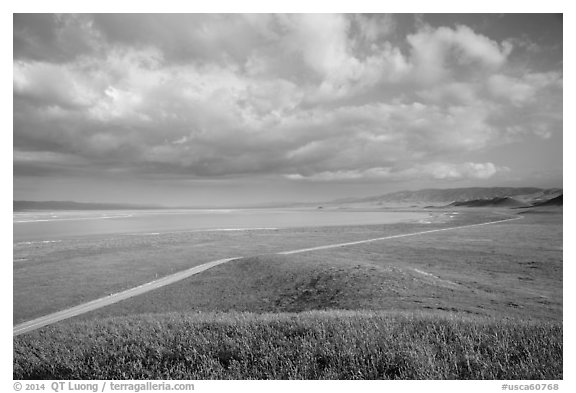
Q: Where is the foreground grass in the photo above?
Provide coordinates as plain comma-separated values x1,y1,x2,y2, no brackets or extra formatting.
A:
14,310,562,380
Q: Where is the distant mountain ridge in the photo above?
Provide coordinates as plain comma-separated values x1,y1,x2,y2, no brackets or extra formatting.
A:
447,193,563,209
449,197,528,208
13,201,162,212
14,187,563,211
328,187,562,206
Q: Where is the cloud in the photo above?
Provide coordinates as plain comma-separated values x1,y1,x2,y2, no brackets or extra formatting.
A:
14,14,102,63
488,72,562,106
407,25,512,83
423,162,508,180
14,60,101,109
13,14,562,184
352,14,396,42
285,162,509,182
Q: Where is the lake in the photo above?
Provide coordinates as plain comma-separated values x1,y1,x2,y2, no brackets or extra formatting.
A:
13,209,428,243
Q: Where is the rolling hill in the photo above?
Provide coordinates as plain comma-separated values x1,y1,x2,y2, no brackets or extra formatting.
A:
326,187,560,206
449,196,528,208
530,194,563,207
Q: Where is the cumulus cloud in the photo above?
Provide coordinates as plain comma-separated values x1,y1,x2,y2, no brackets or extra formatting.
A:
407,25,512,83
423,162,508,180
488,72,562,106
13,14,562,184
285,162,509,182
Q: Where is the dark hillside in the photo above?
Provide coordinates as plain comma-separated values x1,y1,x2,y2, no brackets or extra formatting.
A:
531,195,563,207
450,197,527,208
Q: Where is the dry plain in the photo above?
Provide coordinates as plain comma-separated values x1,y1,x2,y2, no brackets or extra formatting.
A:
13,207,562,379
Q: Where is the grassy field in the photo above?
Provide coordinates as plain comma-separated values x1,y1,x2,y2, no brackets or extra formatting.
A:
78,209,561,322
13,208,563,380
13,311,562,380
14,209,497,323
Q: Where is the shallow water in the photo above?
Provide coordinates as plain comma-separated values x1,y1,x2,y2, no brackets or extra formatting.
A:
13,209,427,243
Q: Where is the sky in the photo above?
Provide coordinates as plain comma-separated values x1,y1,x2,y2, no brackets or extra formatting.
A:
13,13,563,207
